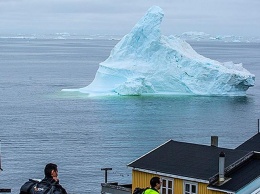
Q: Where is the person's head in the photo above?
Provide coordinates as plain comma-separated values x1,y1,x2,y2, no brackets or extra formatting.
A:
150,176,161,190
44,163,58,179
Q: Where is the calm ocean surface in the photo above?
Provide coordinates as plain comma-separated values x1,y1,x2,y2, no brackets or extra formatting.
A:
0,38,260,194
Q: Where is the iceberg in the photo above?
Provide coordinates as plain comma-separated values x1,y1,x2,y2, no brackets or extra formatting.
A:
62,6,255,96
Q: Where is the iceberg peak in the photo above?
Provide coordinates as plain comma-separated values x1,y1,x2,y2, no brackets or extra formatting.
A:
130,5,163,40
107,5,164,62
62,6,255,96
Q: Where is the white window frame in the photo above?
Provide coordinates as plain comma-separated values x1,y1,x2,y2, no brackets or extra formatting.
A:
183,181,198,194
161,177,174,194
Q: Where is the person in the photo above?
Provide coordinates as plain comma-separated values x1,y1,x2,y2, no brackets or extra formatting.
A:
143,176,161,194
20,163,67,194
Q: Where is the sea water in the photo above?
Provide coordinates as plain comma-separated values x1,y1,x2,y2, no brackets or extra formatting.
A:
0,37,259,194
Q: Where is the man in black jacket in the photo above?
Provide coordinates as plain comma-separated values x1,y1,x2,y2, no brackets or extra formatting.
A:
20,163,67,194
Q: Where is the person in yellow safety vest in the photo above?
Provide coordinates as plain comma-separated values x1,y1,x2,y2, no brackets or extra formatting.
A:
143,177,161,194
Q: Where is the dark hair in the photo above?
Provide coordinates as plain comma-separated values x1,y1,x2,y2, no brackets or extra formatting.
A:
150,177,160,188
44,163,58,178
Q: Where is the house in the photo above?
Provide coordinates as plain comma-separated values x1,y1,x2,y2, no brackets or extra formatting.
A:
127,133,260,194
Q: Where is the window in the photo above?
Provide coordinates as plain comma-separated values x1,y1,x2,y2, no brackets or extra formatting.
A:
161,177,174,194
183,181,197,194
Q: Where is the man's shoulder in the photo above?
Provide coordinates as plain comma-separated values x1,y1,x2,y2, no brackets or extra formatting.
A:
35,179,66,194
144,188,159,194
51,183,67,194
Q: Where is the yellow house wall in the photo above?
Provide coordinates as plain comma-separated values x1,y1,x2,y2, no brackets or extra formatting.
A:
173,178,183,193
132,170,157,189
132,170,226,194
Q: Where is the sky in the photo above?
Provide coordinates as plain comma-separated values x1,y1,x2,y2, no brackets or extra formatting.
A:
0,0,259,37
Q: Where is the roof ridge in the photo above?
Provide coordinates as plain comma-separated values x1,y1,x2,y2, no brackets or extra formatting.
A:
127,139,173,166
209,151,254,184
127,139,239,167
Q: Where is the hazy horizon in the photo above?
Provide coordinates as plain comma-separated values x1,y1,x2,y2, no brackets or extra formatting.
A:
0,0,259,37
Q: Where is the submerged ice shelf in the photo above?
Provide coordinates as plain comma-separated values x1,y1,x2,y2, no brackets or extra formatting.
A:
62,6,255,96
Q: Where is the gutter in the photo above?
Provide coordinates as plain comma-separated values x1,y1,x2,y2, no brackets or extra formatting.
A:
132,168,209,184
207,186,235,194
